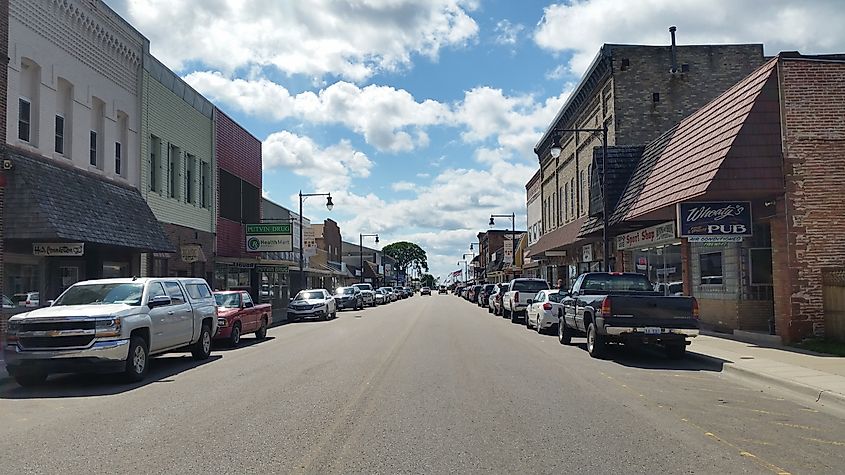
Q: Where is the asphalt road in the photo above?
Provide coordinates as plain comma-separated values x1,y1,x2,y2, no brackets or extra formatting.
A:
2,294,844,474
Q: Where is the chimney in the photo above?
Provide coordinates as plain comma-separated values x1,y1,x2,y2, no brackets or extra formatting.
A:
669,26,678,73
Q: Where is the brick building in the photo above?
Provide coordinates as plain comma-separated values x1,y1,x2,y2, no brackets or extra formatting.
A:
140,54,215,282
588,53,845,343
2,0,172,306
528,41,766,286
213,108,262,297
476,230,525,283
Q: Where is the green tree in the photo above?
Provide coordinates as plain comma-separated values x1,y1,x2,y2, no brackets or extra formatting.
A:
383,241,429,276
421,273,436,288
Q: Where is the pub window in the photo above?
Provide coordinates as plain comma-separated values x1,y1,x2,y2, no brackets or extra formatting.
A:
699,252,723,285
18,98,31,142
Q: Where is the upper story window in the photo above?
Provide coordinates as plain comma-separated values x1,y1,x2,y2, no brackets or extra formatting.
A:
18,98,31,142
186,153,197,204
19,58,41,146
89,131,98,166
114,141,122,176
200,161,211,209
54,115,64,154
150,136,161,192
90,97,105,168
169,144,181,199
116,112,128,177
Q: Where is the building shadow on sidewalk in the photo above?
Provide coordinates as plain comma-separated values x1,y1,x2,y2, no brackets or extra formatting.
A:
0,354,222,399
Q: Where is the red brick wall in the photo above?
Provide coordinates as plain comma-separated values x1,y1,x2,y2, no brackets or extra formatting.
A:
215,108,262,188
323,219,342,263
775,58,845,342
214,107,262,259
217,217,249,258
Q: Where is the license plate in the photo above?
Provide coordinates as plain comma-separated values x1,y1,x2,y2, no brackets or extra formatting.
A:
643,327,662,335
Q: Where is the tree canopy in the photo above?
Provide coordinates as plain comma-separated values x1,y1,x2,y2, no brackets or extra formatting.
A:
383,241,429,274
421,273,436,288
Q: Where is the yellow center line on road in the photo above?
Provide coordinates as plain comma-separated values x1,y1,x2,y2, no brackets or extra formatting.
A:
599,366,791,474
799,436,845,447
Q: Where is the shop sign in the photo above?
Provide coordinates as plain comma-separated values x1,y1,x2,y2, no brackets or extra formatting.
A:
246,224,293,252
180,244,204,263
303,226,317,258
582,244,593,262
33,242,84,256
677,201,752,241
616,222,676,251
255,265,289,273
503,236,513,264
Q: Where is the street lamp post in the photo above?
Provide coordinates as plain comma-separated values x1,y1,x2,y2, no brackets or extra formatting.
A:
462,252,473,284
489,213,516,279
298,190,333,292
359,233,379,283
548,123,610,272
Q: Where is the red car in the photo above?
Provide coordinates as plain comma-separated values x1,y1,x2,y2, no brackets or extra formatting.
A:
213,290,272,347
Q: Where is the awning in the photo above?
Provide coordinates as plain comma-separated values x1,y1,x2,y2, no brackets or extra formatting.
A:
526,216,587,258
622,57,781,220
4,150,174,252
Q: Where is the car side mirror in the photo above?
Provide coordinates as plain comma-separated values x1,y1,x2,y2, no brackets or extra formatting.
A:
527,299,534,305
148,295,172,308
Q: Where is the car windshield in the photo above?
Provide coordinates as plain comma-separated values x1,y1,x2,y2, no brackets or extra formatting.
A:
512,280,549,292
295,291,324,300
354,284,373,291
53,283,144,306
581,274,654,293
337,288,355,295
215,293,241,308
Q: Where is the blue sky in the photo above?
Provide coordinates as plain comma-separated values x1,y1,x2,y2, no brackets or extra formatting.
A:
108,0,844,280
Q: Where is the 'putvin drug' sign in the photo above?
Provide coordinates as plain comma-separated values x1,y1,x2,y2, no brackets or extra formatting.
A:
677,202,752,242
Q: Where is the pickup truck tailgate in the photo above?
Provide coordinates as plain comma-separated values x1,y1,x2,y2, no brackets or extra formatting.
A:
607,295,696,326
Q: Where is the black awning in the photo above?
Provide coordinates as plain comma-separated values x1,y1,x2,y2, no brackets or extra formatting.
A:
4,149,175,252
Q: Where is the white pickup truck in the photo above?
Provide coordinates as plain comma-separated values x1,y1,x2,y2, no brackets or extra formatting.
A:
352,283,377,307
502,278,550,324
4,277,217,387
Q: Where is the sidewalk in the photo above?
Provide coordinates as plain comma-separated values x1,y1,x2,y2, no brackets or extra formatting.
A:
688,332,845,411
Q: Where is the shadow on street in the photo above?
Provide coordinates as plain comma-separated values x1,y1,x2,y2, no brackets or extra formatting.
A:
212,336,275,352
0,354,223,399
559,336,730,372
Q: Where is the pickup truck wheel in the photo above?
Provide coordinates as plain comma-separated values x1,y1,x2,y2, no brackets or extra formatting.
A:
665,343,686,359
586,323,607,359
192,324,212,360
229,323,241,347
124,336,149,382
488,305,493,314
14,370,48,387
255,319,268,339
558,317,572,345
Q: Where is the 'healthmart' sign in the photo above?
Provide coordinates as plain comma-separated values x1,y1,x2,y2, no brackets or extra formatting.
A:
245,224,293,252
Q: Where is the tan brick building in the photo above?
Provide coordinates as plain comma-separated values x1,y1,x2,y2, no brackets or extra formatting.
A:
528,42,766,285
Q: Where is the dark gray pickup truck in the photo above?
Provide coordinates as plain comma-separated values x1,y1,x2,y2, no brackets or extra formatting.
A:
558,272,699,359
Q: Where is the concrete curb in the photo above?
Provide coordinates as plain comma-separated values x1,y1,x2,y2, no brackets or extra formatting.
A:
687,350,845,412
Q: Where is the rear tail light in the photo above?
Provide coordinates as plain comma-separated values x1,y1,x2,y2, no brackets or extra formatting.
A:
543,302,552,310
692,298,700,319
514,291,519,303
600,296,611,317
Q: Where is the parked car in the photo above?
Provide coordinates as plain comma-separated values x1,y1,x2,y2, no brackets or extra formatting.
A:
502,278,550,323
477,284,495,307
438,285,447,294
559,272,699,359
213,290,272,346
287,289,337,321
526,289,565,334
13,291,40,308
378,287,395,302
334,286,364,311
654,281,684,296
420,287,431,295
352,283,377,307
403,287,413,297
4,278,217,387
392,288,403,300
2,295,15,309
489,283,508,315
374,288,388,305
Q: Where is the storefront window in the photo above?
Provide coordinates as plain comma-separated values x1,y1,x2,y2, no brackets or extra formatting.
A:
4,262,42,298
699,252,724,285
626,243,683,289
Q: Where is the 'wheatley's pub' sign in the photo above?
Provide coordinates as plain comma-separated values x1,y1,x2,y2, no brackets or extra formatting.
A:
677,201,752,243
